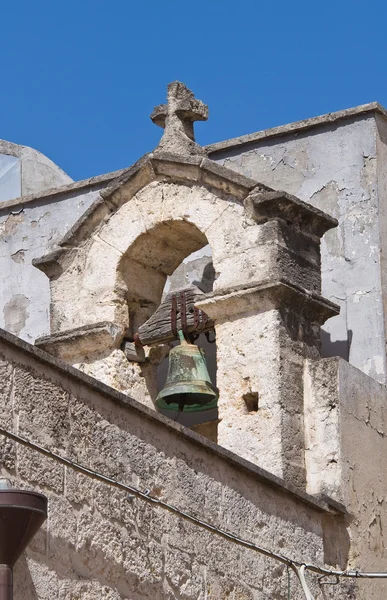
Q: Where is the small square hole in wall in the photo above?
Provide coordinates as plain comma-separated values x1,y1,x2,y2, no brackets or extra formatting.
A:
243,392,259,412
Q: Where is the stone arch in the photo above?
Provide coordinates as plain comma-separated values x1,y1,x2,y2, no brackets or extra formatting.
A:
48,179,248,337
36,164,277,425
118,218,209,336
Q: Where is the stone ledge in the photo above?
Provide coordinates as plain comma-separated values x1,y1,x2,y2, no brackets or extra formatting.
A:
245,190,338,238
32,248,67,277
196,279,339,323
100,153,154,206
206,101,387,154
151,152,203,183
58,196,112,247
199,157,264,196
0,327,343,515
35,321,124,360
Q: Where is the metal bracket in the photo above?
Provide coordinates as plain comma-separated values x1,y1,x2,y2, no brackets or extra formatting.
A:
180,291,188,335
170,291,210,340
171,295,178,338
194,306,208,332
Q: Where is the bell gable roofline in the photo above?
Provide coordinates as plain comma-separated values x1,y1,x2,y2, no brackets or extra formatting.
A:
32,151,266,274
32,150,337,278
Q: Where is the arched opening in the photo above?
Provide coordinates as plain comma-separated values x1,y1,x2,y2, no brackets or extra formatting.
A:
156,244,217,433
162,245,214,297
118,220,218,437
118,220,208,338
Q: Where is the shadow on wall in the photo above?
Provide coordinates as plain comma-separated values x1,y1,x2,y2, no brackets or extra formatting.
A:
14,554,39,599
162,245,215,298
192,260,216,293
321,329,353,361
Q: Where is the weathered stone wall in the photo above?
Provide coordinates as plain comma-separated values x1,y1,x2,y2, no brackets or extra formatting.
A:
0,182,213,347
0,330,360,600
304,356,387,599
210,114,387,384
32,162,336,479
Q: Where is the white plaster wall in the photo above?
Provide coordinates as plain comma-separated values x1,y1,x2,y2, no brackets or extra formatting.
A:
212,117,386,383
0,188,101,343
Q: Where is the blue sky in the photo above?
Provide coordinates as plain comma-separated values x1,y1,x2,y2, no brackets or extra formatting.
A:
2,0,387,181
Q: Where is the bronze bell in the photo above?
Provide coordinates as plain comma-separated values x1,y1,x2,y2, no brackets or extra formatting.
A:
156,331,218,413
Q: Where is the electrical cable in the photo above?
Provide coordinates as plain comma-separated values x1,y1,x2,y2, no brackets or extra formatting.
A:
287,565,291,600
295,565,315,600
1,425,387,599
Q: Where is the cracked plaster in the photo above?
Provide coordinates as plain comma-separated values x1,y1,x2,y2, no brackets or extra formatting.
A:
211,116,387,383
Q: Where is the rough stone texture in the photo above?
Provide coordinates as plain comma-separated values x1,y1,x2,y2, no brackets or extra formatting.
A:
210,114,387,384
35,321,124,362
32,156,335,477
37,169,333,340
0,148,256,348
151,81,208,157
74,348,156,410
304,356,387,598
37,180,249,334
0,330,361,599
197,282,337,488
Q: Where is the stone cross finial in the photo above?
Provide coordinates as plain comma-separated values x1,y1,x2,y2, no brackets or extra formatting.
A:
151,81,208,156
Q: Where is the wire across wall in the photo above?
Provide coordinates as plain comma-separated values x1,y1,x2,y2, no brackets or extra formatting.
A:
1,425,386,600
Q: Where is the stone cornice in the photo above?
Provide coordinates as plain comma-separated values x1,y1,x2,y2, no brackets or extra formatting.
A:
32,152,272,274
245,189,338,239
206,101,387,154
195,280,339,324
0,166,126,212
35,321,124,360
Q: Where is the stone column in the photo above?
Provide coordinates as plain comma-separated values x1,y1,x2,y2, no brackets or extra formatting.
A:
197,191,339,489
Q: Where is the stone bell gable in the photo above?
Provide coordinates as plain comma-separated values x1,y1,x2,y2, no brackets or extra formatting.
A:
32,82,338,490
3,83,387,598
33,151,267,335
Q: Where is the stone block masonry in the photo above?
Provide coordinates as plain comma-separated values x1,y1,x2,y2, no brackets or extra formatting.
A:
0,329,358,599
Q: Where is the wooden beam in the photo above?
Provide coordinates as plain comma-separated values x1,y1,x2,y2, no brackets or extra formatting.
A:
138,286,214,346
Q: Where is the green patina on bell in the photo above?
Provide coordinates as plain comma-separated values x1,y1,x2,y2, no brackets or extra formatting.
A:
156,331,218,412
